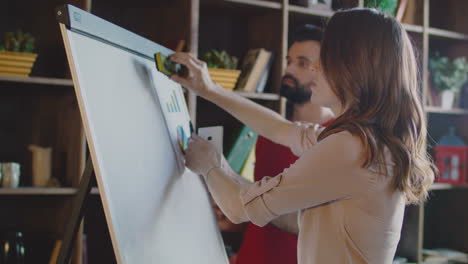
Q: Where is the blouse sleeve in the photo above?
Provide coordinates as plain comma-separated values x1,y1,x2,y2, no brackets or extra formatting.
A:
238,132,376,227
287,122,325,156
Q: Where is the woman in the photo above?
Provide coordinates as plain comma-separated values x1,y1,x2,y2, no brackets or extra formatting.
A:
170,8,435,264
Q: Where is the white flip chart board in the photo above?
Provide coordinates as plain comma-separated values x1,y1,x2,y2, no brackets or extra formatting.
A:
58,5,228,264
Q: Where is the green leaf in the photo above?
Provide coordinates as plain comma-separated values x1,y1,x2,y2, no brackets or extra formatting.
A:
202,49,238,69
1,30,35,52
364,0,398,15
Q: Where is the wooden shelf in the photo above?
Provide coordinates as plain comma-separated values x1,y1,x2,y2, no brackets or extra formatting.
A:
0,187,77,195
223,0,281,9
430,183,468,190
0,75,74,87
288,4,334,18
425,106,468,115
403,24,423,34
428,27,468,40
234,91,280,100
0,187,100,196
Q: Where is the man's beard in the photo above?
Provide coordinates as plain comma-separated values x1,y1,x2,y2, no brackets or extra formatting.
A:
279,74,313,104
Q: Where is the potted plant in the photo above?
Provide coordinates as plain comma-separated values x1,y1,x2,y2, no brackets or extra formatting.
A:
429,53,468,109
0,30,38,77
364,0,398,16
203,50,240,91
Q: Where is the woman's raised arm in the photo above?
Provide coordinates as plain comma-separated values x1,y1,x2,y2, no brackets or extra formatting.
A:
169,52,296,146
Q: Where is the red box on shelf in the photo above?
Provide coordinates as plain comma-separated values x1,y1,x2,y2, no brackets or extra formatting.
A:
434,145,467,185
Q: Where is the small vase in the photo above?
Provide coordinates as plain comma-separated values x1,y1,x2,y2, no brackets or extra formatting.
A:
440,90,455,109
28,145,52,187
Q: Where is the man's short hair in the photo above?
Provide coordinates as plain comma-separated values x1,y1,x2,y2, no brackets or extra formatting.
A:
289,24,323,47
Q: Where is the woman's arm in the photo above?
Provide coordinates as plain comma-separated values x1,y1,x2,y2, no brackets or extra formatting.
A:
185,135,250,224
169,52,295,146
205,87,296,146
204,159,249,224
185,131,371,228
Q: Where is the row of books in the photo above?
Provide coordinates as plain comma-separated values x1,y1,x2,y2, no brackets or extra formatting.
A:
235,48,274,93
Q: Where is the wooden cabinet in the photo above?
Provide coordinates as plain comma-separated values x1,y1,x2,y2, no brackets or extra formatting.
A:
2,0,468,263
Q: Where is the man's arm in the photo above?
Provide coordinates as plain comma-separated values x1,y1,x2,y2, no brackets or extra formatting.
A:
271,212,299,234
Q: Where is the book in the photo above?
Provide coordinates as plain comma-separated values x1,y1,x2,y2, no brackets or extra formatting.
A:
235,49,259,91
226,126,258,174
235,48,272,93
240,144,256,183
255,52,274,93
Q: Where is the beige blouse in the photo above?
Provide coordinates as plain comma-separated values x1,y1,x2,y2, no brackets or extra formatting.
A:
206,123,406,264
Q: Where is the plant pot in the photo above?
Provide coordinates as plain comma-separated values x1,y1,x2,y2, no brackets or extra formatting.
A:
208,68,241,91
440,90,455,109
0,51,38,77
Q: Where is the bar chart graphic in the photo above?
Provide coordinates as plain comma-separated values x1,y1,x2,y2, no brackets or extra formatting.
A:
166,89,182,113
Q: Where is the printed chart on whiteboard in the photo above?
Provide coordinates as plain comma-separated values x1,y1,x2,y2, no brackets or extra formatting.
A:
149,69,192,173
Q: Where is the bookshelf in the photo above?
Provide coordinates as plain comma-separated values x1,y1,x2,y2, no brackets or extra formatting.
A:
1,0,88,263
2,0,468,263
419,1,468,263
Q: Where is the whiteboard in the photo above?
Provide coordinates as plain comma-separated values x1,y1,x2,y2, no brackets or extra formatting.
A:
58,6,228,264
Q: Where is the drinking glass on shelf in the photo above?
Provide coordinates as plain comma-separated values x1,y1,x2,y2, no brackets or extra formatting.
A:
1,162,21,188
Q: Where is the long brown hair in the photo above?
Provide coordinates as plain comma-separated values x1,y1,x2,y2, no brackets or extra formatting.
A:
319,8,435,204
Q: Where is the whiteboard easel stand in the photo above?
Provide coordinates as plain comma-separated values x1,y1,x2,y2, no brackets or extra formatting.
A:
57,158,94,264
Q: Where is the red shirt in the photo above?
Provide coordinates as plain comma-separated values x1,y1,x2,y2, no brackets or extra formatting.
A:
236,136,300,264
